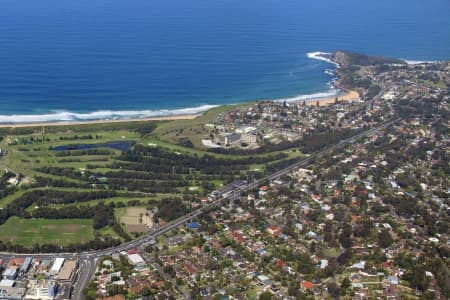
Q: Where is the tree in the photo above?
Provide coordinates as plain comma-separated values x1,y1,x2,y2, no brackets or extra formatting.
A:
378,229,393,248
327,282,341,299
341,277,351,292
163,265,176,278
259,291,273,300
337,248,353,265
339,223,353,249
84,282,98,300
405,265,429,292
288,283,299,297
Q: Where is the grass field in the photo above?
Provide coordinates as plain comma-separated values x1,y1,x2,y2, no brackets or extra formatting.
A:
0,217,94,247
0,107,304,248
116,206,153,235
0,188,29,209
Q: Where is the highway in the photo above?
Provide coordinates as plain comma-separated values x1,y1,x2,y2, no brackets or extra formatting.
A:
0,118,399,299
72,258,97,300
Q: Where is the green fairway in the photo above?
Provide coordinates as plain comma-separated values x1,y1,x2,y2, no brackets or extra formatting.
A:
0,217,94,247
0,111,300,250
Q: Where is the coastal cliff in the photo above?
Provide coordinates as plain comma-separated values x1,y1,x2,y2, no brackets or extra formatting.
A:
327,50,406,99
332,50,406,67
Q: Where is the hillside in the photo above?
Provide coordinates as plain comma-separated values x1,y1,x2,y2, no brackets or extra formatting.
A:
332,50,406,67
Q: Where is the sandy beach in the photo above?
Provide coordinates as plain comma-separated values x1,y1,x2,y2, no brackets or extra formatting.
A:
0,113,200,129
305,89,360,106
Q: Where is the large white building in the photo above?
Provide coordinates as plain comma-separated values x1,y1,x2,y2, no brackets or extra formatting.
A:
127,253,144,265
49,258,65,276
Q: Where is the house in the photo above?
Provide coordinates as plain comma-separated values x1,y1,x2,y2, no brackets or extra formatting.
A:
307,231,318,239
352,282,364,289
101,296,125,300
260,185,269,192
386,276,399,285
320,259,329,269
199,288,209,297
256,249,266,256
300,280,314,290
257,275,271,287
232,231,245,243
350,261,366,270
267,225,281,237
183,262,198,275
276,260,287,269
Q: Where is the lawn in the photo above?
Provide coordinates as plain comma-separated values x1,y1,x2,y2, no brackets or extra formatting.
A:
0,128,140,176
115,206,153,235
0,217,94,247
0,115,303,250
0,189,29,209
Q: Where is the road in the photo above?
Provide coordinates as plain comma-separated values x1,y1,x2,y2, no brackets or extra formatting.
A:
0,118,399,299
72,258,97,300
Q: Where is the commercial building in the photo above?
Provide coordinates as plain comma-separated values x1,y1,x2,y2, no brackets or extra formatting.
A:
127,254,144,266
25,280,59,300
48,281,58,298
241,133,257,144
235,126,257,134
2,268,18,280
0,279,15,288
49,258,65,276
19,257,33,274
224,133,241,145
56,260,77,283
0,287,27,300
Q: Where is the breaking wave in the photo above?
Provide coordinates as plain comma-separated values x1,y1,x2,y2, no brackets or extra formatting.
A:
0,89,343,124
272,89,340,103
404,59,439,65
0,104,218,124
0,51,346,124
306,51,338,66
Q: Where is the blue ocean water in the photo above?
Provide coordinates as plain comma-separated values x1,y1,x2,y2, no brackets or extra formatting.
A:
0,0,449,122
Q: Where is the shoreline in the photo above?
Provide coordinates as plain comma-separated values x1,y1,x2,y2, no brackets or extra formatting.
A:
0,51,359,128
0,89,360,129
305,89,360,106
0,113,201,129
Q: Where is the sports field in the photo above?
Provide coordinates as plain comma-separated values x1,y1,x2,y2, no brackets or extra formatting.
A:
0,217,94,247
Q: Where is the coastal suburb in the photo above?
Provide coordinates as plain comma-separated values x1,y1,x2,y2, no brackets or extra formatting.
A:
0,51,449,300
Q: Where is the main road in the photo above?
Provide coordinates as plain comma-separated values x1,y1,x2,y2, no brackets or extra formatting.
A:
0,118,400,299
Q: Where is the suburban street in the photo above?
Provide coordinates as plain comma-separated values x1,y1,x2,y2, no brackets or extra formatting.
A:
0,118,399,299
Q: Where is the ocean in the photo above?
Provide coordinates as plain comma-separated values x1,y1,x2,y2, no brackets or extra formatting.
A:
0,0,449,123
